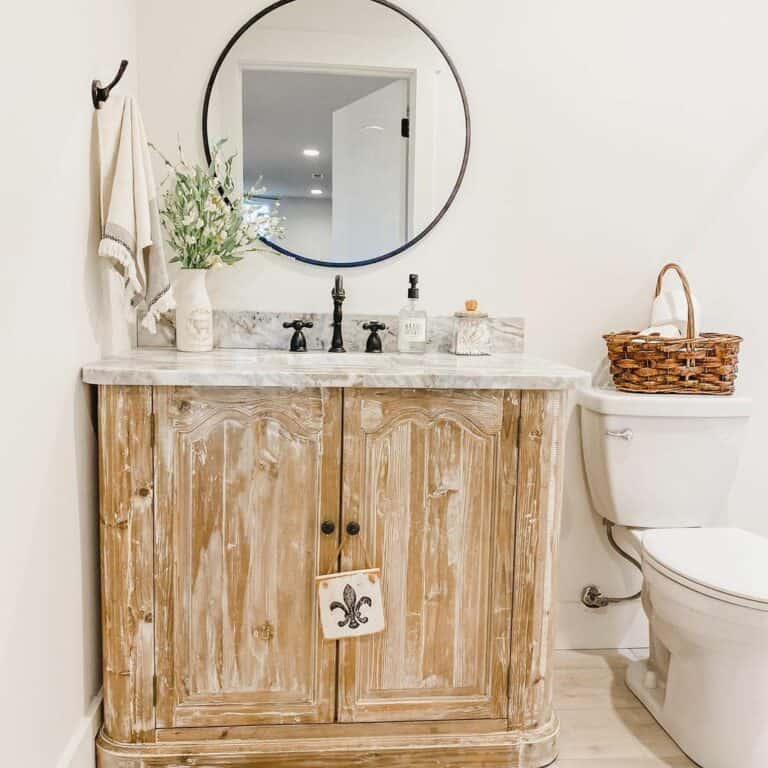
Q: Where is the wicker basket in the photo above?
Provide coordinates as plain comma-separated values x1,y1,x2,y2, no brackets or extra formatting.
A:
604,264,742,395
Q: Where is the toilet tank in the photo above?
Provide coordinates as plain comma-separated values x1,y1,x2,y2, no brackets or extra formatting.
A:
580,387,751,528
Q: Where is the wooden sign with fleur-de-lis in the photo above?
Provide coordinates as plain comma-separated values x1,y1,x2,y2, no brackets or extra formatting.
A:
316,569,385,640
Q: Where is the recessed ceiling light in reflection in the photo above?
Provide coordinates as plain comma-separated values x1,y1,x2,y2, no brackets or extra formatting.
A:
310,189,324,196
303,148,320,157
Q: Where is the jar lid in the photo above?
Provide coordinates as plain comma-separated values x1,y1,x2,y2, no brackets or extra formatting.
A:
455,299,488,318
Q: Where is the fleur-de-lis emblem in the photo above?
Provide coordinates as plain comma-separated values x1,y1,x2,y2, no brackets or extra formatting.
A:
330,584,372,629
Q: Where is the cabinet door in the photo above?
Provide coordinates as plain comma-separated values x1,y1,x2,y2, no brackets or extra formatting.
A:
154,387,341,728
339,389,518,722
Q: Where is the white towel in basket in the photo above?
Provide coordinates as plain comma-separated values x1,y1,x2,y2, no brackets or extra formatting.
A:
650,290,701,338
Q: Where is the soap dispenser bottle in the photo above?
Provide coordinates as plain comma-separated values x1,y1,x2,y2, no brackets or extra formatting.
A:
397,274,428,353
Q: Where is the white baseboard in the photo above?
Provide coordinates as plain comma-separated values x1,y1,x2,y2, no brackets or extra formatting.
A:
54,691,103,768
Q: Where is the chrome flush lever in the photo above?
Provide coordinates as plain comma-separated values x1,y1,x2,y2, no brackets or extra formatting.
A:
606,429,633,441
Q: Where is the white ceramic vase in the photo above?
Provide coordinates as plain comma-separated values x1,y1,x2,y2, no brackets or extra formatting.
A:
174,269,213,352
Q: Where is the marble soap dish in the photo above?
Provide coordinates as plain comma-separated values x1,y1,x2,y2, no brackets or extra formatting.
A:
453,300,493,356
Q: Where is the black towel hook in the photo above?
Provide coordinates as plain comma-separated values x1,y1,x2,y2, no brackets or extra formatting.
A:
92,60,128,109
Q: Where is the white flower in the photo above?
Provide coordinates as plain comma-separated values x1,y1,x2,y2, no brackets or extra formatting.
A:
155,139,287,268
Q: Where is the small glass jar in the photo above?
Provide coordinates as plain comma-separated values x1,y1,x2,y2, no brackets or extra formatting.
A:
453,300,492,356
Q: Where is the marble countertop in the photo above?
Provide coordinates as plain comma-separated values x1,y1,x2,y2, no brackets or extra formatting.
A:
82,349,590,390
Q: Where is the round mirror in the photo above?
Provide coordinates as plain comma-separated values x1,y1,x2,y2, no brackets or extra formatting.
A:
203,0,470,267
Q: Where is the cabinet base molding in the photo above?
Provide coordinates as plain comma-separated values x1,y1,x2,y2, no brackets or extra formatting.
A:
96,718,559,768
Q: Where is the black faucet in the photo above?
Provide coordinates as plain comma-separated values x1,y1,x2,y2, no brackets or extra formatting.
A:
329,275,346,353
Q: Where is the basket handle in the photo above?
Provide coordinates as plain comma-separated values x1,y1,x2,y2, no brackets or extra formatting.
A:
654,263,696,339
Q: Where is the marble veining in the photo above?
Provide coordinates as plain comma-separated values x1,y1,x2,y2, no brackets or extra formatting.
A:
138,311,525,354
82,349,590,390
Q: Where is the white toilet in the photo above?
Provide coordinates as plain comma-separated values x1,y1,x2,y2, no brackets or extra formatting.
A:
580,386,768,768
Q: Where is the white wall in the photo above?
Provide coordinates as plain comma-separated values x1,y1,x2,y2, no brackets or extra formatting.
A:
0,1,136,766
137,0,768,649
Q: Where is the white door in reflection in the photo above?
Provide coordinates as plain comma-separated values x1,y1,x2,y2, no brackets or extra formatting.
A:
332,79,410,263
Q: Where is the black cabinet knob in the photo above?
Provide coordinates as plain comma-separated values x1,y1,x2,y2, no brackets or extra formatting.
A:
346,521,361,536
320,520,336,536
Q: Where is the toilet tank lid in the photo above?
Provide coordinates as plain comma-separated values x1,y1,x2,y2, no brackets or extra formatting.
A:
643,528,768,605
578,386,752,418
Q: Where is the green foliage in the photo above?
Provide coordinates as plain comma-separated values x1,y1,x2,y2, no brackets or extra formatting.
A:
152,139,285,270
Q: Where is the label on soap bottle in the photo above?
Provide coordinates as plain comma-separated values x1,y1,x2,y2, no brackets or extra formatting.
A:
400,317,427,341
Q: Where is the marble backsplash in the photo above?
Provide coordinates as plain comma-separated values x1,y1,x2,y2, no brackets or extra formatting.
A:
139,311,525,354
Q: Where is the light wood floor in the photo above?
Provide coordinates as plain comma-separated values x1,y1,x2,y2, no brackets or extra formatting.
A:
552,649,697,768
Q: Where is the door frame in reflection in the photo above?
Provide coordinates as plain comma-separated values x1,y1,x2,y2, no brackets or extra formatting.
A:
238,63,416,264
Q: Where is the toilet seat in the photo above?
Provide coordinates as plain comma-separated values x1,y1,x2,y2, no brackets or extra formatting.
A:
642,528,768,612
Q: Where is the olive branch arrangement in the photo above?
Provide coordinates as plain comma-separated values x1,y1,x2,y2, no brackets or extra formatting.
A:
152,139,286,270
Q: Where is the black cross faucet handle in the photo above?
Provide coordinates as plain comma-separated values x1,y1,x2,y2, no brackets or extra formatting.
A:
362,322,387,353
283,320,314,331
283,320,314,352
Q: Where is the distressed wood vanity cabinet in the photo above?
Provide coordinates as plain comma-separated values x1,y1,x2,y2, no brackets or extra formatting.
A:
85,351,586,767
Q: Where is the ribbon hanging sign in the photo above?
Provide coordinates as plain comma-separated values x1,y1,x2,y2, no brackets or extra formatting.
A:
316,537,385,640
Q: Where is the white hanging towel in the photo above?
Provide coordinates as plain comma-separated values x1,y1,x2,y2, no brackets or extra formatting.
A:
97,97,174,333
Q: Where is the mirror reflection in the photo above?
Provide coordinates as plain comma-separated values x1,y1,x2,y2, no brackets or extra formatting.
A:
204,0,469,266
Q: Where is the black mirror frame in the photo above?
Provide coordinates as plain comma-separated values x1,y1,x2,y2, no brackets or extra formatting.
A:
202,0,471,268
